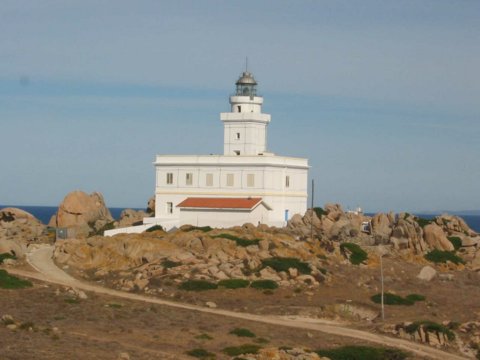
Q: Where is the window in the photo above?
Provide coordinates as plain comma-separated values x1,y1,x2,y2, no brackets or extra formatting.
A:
285,175,290,188
166,173,173,184
186,173,193,185
226,173,234,187
234,150,240,156
247,174,255,187
206,173,213,187
166,202,173,214
235,132,240,140
237,105,241,112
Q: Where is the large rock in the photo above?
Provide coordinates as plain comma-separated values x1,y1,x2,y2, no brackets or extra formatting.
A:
417,265,437,281
116,209,148,228
391,216,427,253
0,207,47,248
49,191,113,237
371,213,393,239
436,214,477,236
146,196,155,215
423,223,454,251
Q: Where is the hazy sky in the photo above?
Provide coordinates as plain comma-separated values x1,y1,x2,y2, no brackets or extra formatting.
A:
1,1,479,213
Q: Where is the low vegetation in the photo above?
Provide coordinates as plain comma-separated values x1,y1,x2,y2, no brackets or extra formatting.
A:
0,253,16,264
218,279,250,289
447,236,462,251
415,217,433,228
261,257,311,274
424,249,465,265
371,292,425,306
405,321,455,341
145,225,164,233
185,226,213,233
185,348,216,359
229,327,256,338
195,333,213,340
212,233,260,247
162,259,182,268
316,345,408,360
340,243,368,265
250,279,279,290
313,207,326,218
222,344,261,356
179,280,218,291
0,269,32,289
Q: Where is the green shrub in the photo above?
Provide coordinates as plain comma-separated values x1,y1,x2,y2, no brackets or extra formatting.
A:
0,253,16,264
405,321,455,341
106,303,122,308
340,243,368,265
195,333,213,340
405,294,426,302
162,259,182,268
64,298,80,304
179,280,218,291
213,233,260,247
218,279,250,289
415,217,433,228
145,225,164,232
371,293,414,306
447,236,462,251
185,226,213,233
222,344,261,356
261,257,311,274
0,269,32,289
316,345,408,360
424,249,465,265
313,207,326,218
19,321,35,330
186,348,215,359
229,328,256,338
250,280,278,290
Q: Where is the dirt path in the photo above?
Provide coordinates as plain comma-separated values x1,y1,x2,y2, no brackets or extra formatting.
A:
7,245,469,360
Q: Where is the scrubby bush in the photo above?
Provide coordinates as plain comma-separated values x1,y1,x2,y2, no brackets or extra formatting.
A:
261,257,311,274
218,279,250,289
371,293,425,306
447,236,462,251
229,328,256,338
145,225,164,233
0,253,16,264
162,259,182,268
415,217,433,228
185,226,213,233
424,249,465,265
195,333,213,340
340,243,368,265
316,345,408,360
250,280,278,290
313,207,326,218
405,321,455,341
222,344,261,356
213,233,260,247
185,348,215,359
179,280,218,291
0,270,32,289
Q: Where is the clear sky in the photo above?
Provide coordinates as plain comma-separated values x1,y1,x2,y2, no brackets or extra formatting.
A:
1,1,479,213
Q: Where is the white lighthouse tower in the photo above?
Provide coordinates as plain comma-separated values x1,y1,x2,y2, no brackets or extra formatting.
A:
221,71,271,156
105,69,309,235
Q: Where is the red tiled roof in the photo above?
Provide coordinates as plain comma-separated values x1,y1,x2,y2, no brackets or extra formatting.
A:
177,197,263,210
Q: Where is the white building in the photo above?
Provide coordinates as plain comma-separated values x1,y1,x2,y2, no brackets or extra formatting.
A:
105,71,309,235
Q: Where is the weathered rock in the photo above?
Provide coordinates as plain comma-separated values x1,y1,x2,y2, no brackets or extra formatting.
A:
423,223,454,251
116,209,148,228
371,213,393,239
391,216,427,253
0,207,47,248
147,196,155,215
49,191,113,237
205,301,217,308
417,265,437,281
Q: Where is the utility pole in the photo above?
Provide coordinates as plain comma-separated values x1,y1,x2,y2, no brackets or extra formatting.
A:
380,253,385,321
310,179,314,241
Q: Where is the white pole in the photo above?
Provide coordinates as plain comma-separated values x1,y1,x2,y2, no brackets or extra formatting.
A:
380,254,385,321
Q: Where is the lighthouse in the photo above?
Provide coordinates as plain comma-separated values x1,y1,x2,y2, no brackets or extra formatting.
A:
105,69,309,235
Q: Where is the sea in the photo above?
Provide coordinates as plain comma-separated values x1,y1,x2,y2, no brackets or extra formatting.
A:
1,205,480,233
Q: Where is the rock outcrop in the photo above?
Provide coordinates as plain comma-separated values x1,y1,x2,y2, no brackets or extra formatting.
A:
0,208,47,254
115,209,149,228
49,191,113,237
423,223,455,251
